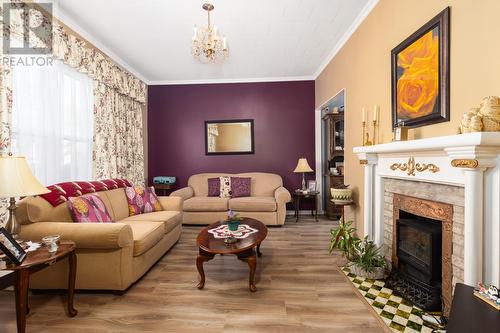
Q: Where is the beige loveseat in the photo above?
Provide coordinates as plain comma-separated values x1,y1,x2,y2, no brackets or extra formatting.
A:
171,173,291,226
16,188,182,291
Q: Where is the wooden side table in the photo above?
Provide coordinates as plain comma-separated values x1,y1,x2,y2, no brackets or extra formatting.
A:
2,241,78,333
152,183,176,196
292,191,320,222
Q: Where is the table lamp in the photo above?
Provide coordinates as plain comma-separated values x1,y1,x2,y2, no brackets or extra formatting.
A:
0,155,49,239
293,158,313,191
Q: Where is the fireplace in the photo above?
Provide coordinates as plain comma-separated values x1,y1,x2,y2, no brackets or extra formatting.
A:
388,193,453,314
388,211,443,311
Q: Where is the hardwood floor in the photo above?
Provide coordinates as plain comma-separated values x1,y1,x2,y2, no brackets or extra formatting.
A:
0,216,385,333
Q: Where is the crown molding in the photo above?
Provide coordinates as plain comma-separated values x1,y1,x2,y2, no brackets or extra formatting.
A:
312,0,379,79
51,4,149,83
148,75,314,86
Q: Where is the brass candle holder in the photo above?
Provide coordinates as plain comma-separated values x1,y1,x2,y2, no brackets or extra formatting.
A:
362,121,372,146
372,119,378,145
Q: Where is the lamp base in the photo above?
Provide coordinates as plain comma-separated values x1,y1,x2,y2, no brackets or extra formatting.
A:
301,173,307,191
4,197,19,239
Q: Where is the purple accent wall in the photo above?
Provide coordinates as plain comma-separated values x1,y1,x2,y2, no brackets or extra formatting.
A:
147,81,315,193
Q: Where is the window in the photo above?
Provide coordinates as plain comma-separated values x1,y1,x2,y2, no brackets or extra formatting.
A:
11,60,94,185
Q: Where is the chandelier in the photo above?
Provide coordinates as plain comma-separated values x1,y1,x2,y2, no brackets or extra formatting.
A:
192,3,228,63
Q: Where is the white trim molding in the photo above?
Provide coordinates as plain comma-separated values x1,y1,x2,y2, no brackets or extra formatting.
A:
354,132,500,287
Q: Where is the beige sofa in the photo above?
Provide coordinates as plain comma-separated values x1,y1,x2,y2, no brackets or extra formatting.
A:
16,188,182,291
171,173,291,226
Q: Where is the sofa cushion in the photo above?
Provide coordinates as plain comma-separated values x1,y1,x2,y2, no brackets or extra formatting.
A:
184,197,228,212
121,211,181,233
101,188,129,221
229,197,277,212
125,221,165,256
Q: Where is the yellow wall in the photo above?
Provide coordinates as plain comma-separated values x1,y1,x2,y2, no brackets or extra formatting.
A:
315,0,500,235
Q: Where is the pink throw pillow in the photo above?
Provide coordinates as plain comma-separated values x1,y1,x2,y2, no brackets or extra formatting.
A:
125,186,163,216
67,194,113,223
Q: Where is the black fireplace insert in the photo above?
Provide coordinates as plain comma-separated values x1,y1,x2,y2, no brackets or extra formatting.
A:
387,210,443,311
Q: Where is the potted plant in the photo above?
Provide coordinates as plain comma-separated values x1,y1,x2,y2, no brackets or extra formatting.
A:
349,236,386,279
226,209,242,231
329,220,385,279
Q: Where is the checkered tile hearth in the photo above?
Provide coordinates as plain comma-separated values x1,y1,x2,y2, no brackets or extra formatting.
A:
341,267,444,333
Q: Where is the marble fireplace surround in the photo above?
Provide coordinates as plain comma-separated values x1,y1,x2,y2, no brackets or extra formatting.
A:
354,132,500,288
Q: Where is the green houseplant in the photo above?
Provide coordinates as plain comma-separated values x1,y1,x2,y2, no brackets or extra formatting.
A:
329,219,385,279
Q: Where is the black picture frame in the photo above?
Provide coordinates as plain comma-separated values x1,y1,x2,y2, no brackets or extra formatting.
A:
391,7,450,129
0,227,26,265
205,119,255,155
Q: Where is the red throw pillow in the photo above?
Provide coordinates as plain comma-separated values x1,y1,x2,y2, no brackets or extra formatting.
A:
90,180,109,192
74,181,96,194
231,177,251,197
114,179,129,188
67,194,113,223
101,179,119,190
40,184,67,206
56,182,82,198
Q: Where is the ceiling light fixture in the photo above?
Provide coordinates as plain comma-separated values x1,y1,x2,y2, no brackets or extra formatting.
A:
192,3,228,63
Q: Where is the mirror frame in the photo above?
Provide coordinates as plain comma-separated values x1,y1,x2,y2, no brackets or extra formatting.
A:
205,119,255,155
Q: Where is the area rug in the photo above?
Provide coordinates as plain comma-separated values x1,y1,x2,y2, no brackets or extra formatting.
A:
341,267,444,333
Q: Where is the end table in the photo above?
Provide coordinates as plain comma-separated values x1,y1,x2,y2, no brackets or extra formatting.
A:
2,241,78,333
152,183,176,196
292,190,320,222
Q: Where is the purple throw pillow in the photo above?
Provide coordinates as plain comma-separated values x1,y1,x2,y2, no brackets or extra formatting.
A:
231,177,251,197
208,178,220,197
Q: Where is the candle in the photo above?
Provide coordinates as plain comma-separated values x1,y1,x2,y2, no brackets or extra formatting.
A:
222,37,227,49
362,107,366,122
193,26,198,40
373,105,379,122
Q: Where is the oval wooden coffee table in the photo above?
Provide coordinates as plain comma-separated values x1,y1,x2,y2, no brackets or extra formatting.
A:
196,218,267,292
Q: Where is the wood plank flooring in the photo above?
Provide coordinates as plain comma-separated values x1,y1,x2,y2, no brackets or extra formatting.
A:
0,216,385,333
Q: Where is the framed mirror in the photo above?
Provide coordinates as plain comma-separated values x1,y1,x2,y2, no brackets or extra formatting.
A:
205,119,254,155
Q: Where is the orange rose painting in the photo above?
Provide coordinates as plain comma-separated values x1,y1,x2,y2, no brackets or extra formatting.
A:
391,8,450,128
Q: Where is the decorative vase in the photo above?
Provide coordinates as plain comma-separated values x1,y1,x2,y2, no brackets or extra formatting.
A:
330,188,353,203
227,220,240,232
351,264,385,279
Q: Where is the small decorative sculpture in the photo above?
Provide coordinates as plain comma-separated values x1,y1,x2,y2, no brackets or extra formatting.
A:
460,96,500,133
479,96,500,132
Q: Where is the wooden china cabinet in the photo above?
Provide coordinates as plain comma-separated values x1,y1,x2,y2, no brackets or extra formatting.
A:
322,112,345,219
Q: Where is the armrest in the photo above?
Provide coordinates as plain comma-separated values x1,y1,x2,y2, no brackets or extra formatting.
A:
158,196,183,211
170,186,194,201
19,222,133,249
274,186,292,205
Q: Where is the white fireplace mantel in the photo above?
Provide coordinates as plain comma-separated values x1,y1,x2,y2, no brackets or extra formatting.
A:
354,132,500,287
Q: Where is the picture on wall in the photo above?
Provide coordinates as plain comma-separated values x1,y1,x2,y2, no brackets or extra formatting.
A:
391,7,450,128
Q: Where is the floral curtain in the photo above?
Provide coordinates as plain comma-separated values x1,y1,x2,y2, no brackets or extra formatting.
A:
0,3,147,223
93,82,144,186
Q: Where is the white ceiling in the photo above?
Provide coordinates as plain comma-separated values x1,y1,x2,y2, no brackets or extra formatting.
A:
54,0,377,84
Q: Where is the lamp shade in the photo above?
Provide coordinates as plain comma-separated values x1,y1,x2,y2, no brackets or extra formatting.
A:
293,158,313,173
0,156,49,197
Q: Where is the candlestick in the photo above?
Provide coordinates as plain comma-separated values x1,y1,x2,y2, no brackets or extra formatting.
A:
362,107,366,122
372,119,377,145
373,105,379,122
362,120,372,146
